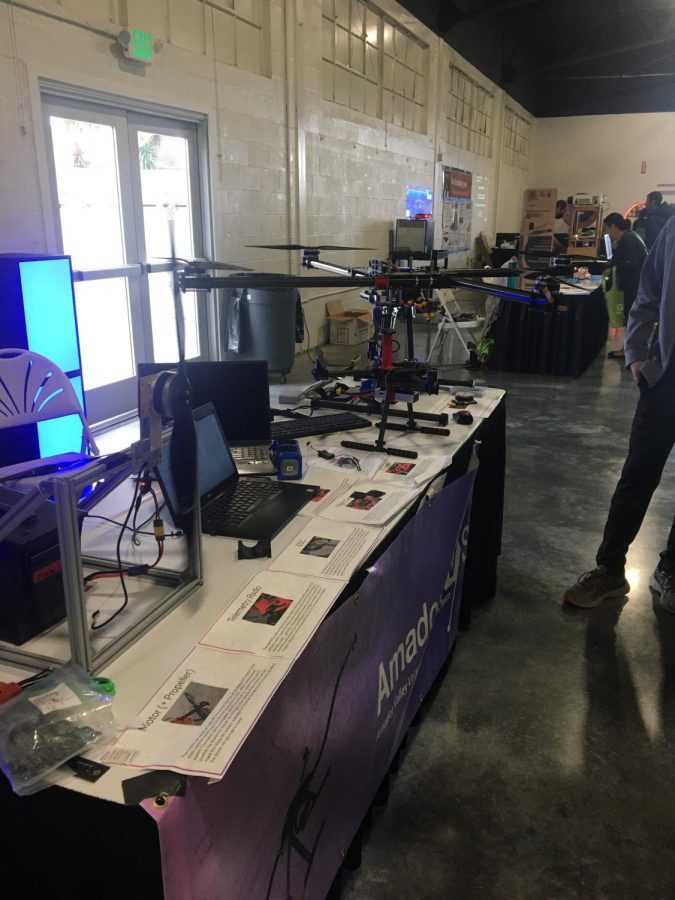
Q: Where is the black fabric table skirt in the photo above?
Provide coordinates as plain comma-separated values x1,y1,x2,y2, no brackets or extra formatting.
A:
0,399,507,900
489,289,608,378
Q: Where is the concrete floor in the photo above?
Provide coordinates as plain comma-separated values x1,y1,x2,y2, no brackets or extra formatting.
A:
297,348,675,899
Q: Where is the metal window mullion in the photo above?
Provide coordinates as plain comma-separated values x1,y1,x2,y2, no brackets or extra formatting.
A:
72,264,143,281
377,13,384,119
124,119,156,365
185,122,210,360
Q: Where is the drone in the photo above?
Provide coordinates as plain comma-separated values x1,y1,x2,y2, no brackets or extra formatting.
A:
170,242,586,457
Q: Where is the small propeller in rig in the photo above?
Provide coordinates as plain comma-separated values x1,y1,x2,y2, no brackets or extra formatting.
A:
246,243,374,251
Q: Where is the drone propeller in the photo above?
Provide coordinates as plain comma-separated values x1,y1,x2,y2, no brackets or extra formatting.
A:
246,243,374,251
186,259,254,272
151,256,253,273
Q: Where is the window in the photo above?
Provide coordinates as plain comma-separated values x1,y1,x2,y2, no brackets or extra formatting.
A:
501,106,530,170
42,89,209,425
321,0,428,132
446,66,493,158
205,0,267,75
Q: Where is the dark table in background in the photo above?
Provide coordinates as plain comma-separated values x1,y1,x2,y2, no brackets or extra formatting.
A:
489,288,608,378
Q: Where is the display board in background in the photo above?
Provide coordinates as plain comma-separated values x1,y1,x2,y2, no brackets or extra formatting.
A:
520,187,557,255
472,173,490,239
441,167,473,253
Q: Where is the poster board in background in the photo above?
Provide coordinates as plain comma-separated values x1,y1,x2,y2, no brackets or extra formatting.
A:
442,167,472,253
520,187,557,254
472,173,490,241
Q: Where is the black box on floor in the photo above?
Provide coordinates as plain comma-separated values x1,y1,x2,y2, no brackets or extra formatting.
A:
0,486,66,645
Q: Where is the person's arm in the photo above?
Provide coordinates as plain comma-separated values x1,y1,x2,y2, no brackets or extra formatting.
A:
624,223,670,371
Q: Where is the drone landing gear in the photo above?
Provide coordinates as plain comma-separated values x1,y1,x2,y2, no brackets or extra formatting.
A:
341,392,449,459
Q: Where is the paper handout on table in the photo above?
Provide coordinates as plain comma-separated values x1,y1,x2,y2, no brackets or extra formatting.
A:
315,478,418,525
370,455,447,485
307,450,448,487
269,519,381,580
199,572,343,658
298,465,361,516
99,645,290,779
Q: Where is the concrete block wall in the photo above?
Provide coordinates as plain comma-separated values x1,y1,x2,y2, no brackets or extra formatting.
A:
0,0,533,354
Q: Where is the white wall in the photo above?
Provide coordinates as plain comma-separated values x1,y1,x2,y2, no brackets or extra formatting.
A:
530,112,675,217
0,0,533,352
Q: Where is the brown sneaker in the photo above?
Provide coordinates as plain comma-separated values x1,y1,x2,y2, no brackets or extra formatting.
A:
563,566,630,608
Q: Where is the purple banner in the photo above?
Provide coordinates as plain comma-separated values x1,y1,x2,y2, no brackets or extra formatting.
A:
149,471,475,900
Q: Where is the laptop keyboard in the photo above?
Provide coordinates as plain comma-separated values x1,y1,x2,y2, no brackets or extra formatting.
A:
231,445,270,462
202,479,282,529
230,444,274,475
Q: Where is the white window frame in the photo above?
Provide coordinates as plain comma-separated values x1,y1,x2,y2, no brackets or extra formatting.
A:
40,84,212,426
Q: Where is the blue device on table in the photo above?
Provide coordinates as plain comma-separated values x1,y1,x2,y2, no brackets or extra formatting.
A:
272,439,303,480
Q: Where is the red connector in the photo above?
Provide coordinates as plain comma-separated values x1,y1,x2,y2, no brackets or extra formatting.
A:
0,682,22,705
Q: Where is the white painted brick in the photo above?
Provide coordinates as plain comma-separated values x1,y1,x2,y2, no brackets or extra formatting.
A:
261,214,285,237
317,150,345,178
240,213,265,237
238,165,261,191
258,167,284,192
248,143,286,169
219,165,240,189
223,139,250,166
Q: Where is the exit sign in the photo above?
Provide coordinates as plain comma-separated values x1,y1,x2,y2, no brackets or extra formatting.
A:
120,28,153,65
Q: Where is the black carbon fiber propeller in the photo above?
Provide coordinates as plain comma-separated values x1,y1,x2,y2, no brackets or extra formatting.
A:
246,243,374,251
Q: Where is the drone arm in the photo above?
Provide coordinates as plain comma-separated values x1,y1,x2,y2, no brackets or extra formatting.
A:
450,278,542,304
305,259,354,277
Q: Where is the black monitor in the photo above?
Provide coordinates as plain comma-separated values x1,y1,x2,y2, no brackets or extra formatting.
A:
495,232,521,250
137,359,271,447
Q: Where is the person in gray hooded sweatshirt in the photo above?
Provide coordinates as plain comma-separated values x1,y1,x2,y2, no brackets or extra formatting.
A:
564,214,675,611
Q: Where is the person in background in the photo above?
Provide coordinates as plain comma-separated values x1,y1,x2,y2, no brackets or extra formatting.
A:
634,191,674,249
563,215,675,612
603,212,648,360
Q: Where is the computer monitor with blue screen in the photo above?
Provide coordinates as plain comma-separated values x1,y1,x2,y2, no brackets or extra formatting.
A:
0,255,87,467
405,186,433,218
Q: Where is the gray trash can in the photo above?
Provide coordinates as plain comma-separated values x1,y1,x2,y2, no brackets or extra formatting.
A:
223,284,298,378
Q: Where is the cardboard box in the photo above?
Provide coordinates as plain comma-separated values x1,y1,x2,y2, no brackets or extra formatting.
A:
520,187,557,254
326,298,371,346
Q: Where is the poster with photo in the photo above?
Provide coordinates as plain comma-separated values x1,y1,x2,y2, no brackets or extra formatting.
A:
199,572,343,658
98,646,291,778
269,519,382,580
441,167,472,253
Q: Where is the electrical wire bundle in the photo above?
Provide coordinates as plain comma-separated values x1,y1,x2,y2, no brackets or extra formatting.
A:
86,472,166,631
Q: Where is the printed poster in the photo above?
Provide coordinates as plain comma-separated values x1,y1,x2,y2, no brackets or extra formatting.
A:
442,166,472,253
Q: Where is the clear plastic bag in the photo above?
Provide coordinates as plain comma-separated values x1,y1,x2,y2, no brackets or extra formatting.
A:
0,662,115,795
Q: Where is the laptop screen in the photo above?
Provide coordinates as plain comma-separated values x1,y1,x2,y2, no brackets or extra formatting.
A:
137,360,271,445
156,403,237,520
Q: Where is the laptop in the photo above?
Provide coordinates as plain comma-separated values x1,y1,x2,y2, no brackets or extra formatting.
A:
138,360,275,475
155,402,319,540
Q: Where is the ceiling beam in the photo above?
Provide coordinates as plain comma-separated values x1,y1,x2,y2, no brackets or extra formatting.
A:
512,32,675,79
438,0,545,33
